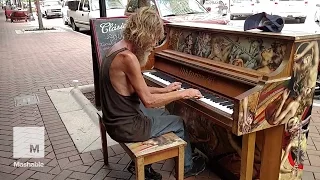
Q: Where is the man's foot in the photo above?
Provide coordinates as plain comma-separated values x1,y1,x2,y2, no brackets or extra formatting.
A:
184,155,206,178
127,161,162,180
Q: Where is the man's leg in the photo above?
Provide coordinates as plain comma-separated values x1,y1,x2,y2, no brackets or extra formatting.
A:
140,103,205,177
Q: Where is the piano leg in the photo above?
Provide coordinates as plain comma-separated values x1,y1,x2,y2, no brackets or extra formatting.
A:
240,132,256,180
260,125,284,180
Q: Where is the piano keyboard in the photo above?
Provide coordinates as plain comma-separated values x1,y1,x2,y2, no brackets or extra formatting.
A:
143,71,234,115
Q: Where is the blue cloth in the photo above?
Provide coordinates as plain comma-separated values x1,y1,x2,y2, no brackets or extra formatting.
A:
139,103,193,172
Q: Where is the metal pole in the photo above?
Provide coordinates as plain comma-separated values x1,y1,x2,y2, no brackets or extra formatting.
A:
99,0,106,17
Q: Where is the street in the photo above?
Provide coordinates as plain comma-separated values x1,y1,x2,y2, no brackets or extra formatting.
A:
27,10,320,36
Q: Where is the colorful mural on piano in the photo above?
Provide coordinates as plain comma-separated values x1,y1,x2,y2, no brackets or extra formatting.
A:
238,40,319,179
168,28,287,74
168,28,319,179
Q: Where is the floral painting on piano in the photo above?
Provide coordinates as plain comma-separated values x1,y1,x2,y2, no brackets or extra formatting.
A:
168,27,287,74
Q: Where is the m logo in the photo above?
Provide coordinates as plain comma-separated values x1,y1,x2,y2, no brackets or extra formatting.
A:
13,127,44,158
30,144,39,153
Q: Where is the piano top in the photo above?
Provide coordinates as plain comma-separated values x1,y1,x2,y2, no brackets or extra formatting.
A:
166,22,320,41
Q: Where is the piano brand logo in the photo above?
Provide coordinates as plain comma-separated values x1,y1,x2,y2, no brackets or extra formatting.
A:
180,68,215,83
100,22,125,34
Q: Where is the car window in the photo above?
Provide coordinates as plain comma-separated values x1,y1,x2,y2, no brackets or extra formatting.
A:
155,0,207,17
126,0,139,12
44,1,61,6
83,0,90,10
92,0,125,10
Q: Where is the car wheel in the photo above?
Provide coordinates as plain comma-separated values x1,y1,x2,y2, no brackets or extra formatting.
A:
63,17,68,25
230,15,234,20
71,20,79,31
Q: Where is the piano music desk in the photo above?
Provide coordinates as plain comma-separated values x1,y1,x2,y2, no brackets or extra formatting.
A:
143,22,320,180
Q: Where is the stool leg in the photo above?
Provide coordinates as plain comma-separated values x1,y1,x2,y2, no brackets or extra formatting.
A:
135,157,144,180
175,145,185,180
99,117,108,165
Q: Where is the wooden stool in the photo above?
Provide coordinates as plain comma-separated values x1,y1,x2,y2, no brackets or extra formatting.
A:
99,115,186,180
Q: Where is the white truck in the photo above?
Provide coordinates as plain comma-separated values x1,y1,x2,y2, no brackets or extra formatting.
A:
67,0,126,31
40,0,63,18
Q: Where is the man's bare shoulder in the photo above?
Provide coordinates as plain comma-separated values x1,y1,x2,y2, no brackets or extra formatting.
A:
117,50,139,66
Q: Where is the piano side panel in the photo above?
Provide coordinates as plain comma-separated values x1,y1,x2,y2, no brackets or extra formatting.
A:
167,26,289,76
233,40,320,179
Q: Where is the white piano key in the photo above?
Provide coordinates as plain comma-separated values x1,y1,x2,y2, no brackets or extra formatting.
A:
144,72,170,85
143,72,233,115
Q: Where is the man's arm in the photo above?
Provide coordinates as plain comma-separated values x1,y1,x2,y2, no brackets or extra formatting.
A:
121,53,202,108
148,82,182,94
148,87,167,94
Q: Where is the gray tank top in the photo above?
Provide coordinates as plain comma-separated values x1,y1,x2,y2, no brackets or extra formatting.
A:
99,47,151,142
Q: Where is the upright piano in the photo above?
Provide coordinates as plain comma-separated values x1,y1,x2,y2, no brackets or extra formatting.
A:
142,22,320,180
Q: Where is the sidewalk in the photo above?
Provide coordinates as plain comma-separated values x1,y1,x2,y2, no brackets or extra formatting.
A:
0,10,320,180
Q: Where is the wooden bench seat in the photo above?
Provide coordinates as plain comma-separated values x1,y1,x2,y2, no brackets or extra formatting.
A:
98,115,186,180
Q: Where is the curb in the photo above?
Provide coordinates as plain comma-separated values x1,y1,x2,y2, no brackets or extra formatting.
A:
70,84,101,126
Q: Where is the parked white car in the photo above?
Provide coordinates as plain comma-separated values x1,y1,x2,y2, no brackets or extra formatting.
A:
203,0,228,15
68,0,125,31
229,0,260,20
269,0,307,23
40,0,62,18
62,0,79,25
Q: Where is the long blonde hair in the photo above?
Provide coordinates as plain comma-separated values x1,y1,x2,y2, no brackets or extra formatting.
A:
122,7,164,50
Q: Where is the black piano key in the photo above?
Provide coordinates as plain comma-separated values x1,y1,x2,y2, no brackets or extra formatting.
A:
220,101,232,106
227,104,234,109
149,71,235,107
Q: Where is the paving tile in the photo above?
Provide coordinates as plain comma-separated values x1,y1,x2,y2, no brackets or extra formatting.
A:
90,149,104,161
161,159,175,171
69,172,94,180
0,164,16,173
110,144,125,155
86,161,105,174
69,155,81,162
0,157,15,165
308,155,320,166
52,170,73,180
30,172,55,180
91,168,110,180
11,167,29,176
106,170,131,179
15,170,36,180
302,171,315,180
49,165,62,175
104,162,127,171
0,172,17,180
118,154,131,165
67,165,90,172
80,153,95,164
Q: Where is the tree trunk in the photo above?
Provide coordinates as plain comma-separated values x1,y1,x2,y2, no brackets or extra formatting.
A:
35,0,43,30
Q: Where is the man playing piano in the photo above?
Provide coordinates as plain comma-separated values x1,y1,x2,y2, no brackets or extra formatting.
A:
99,7,206,180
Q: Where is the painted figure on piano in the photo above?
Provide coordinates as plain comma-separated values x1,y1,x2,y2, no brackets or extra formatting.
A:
99,7,209,179
179,33,194,54
259,41,319,180
170,28,287,73
279,116,309,180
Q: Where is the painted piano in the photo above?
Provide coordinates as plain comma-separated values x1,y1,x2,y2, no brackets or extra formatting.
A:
141,22,320,180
